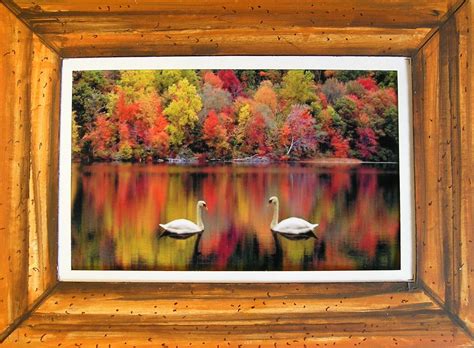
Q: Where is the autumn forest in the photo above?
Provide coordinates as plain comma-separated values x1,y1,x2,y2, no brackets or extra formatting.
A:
71,68,401,272
72,69,399,162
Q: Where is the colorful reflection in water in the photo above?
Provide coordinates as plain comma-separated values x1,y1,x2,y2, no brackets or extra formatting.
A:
71,163,400,271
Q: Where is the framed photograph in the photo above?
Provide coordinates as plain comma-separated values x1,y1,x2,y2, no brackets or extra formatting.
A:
59,56,413,282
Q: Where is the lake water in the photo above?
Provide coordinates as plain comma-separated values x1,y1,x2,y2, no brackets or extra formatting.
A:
71,162,400,271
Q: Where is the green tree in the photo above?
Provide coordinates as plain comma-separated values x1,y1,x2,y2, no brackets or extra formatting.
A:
280,70,316,105
376,105,399,161
333,70,367,83
345,80,366,98
118,70,157,102
155,70,200,94
238,70,259,91
71,112,81,159
374,71,398,89
164,79,203,149
72,71,109,138
334,96,358,139
326,105,344,129
334,96,357,121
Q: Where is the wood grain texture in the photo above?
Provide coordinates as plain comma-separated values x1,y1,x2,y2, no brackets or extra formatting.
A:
0,2,60,338
28,35,60,306
438,13,457,311
3,283,473,347
5,0,454,18
0,0,472,344
451,0,474,333
0,0,458,57
45,27,431,58
413,33,447,301
0,3,33,335
414,0,474,334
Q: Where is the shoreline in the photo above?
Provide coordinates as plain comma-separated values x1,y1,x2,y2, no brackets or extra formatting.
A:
74,157,399,165
300,158,398,165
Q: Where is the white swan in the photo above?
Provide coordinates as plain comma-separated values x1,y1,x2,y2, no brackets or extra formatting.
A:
268,196,318,237
159,200,207,234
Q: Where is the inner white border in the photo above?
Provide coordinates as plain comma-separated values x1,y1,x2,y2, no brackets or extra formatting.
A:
59,56,414,282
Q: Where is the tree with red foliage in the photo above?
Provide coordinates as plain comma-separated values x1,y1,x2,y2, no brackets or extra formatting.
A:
279,123,292,159
355,127,378,159
113,91,141,160
319,92,328,109
357,76,379,92
146,113,170,159
74,68,400,163
84,114,116,160
114,91,140,123
361,88,397,118
217,70,242,98
327,128,350,158
202,110,230,158
243,113,270,155
282,105,318,158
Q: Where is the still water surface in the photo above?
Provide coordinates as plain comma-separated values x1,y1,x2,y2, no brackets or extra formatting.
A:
72,162,400,271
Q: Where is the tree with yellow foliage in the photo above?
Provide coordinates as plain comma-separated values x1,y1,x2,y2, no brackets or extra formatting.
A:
163,78,203,151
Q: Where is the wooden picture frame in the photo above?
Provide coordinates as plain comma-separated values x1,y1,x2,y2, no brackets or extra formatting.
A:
0,0,472,346
58,56,413,283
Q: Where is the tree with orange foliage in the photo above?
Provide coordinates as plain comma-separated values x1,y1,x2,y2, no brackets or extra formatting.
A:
114,91,140,123
253,80,278,114
145,108,170,160
84,114,116,160
203,71,223,89
327,128,350,158
73,69,400,163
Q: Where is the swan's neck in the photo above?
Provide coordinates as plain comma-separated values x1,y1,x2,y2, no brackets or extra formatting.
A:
271,200,279,229
196,204,204,229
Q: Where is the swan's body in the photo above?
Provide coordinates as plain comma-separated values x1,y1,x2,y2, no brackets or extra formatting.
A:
159,201,207,234
272,217,319,234
268,196,318,237
159,219,202,234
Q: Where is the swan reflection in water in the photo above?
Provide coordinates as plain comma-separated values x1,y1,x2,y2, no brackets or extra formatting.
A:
154,196,322,271
156,228,323,272
272,230,324,271
154,231,203,270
